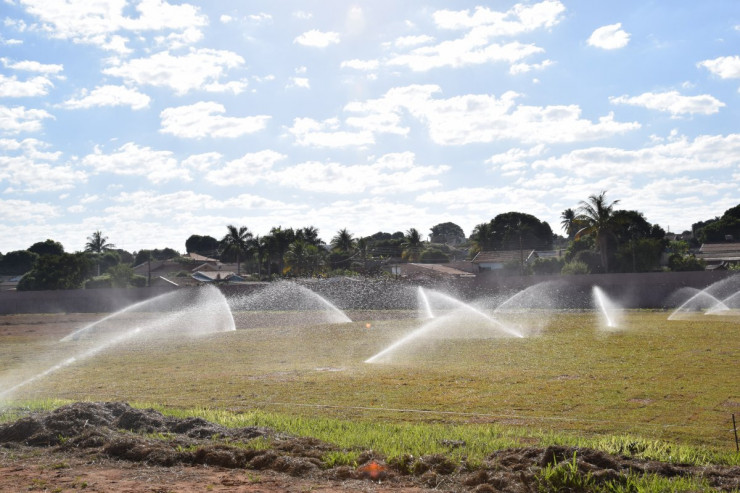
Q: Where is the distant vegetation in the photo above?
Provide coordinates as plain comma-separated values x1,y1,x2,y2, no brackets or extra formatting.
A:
2,192,739,290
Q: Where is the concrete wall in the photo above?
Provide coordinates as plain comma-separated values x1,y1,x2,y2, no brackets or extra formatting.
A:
0,271,735,314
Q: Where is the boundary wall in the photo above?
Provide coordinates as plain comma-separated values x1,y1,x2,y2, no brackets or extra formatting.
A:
0,271,735,314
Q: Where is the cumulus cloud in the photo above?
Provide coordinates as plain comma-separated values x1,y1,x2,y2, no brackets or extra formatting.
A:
16,0,207,52
293,29,341,48
587,23,630,50
698,55,740,79
0,58,63,74
81,142,182,183
340,59,380,71
531,133,740,177
0,198,59,222
0,74,53,97
203,150,286,185
0,138,85,192
102,48,246,95
337,84,639,146
61,85,151,110
610,91,725,116
287,117,375,148
0,105,53,134
387,1,563,72
159,101,270,138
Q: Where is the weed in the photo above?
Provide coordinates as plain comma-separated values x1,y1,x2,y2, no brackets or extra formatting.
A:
535,452,594,492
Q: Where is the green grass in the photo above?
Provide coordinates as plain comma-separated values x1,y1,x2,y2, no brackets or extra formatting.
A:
1,310,739,466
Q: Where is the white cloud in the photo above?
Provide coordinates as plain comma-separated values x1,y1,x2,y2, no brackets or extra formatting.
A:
293,29,341,48
220,14,233,24
389,2,564,72
61,85,151,110
17,0,207,52
287,77,310,89
610,91,725,116
433,1,565,33
0,57,63,74
287,117,375,148
347,84,639,145
0,105,54,134
340,59,380,71
154,26,204,50
0,198,59,222
203,150,287,185
0,74,53,97
159,101,270,139
532,133,740,177
270,152,448,195
293,11,313,20
394,35,434,48
0,138,85,192
102,48,245,95
698,55,740,79
81,142,182,183
509,59,553,74
588,23,630,50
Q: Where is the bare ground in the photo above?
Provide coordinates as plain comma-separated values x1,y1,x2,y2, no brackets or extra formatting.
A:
1,402,739,492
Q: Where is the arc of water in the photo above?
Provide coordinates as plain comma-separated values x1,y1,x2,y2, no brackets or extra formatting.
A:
3,286,235,401
593,287,616,328
668,289,725,320
60,295,162,342
426,290,524,338
418,287,435,319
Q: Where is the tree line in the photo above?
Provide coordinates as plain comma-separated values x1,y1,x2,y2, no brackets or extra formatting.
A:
2,192,738,290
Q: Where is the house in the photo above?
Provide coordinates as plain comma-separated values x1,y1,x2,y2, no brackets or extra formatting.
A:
386,262,476,280
696,242,740,269
191,271,245,283
472,250,538,272
0,274,26,291
182,252,219,264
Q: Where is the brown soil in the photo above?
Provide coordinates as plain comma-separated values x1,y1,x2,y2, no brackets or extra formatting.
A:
1,402,739,492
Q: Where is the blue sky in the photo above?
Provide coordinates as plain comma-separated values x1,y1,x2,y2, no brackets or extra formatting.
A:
1,0,739,253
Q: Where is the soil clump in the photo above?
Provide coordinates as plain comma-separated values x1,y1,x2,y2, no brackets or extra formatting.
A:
1,402,738,492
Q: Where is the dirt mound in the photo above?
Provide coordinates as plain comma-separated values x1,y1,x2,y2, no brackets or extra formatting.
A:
1,402,739,492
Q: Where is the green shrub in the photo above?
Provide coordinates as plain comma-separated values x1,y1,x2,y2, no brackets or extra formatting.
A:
561,260,589,275
84,276,112,289
130,275,147,287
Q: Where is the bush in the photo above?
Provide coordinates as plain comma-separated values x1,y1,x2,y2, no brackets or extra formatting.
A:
667,254,705,272
573,250,603,273
531,257,565,275
419,248,450,264
561,260,589,275
85,276,112,289
130,275,147,287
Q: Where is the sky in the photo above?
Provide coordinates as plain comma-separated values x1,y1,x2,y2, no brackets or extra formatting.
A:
1,0,739,254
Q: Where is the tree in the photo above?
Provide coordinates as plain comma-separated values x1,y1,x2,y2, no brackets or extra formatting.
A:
430,222,465,244
284,240,324,276
267,227,295,275
560,208,578,239
575,191,620,273
331,228,356,252
695,203,740,243
471,212,553,256
0,250,39,275
17,253,93,290
220,225,252,275
296,226,322,247
85,231,115,253
107,263,134,287
401,228,424,261
28,239,64,257
470,222,494,256
185,234,219,257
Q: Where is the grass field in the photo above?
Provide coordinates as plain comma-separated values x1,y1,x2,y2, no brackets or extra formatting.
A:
1,307,739,457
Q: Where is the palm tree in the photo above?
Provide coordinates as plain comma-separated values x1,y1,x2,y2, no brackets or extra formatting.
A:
401,228,424,262
331,228,356,252
575,191,620,272
469,222,493,255
85,230,115,275
220,225,252,276
85,230,115,253
560,208,577,239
